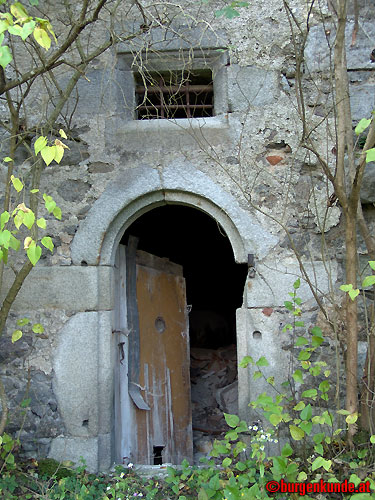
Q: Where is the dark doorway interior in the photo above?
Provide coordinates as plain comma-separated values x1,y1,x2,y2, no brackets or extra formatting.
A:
122,204,248,462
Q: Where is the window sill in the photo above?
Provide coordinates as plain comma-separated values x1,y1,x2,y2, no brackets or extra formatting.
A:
105,115,231,152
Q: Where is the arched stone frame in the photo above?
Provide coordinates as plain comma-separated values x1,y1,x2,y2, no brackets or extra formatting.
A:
51,162,280,471
71,163,277,266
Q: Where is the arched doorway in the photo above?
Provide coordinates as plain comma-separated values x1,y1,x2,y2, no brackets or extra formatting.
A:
114,205,247,465
63,164,278,470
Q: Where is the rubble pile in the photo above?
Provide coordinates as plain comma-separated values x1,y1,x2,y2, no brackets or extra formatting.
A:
190,345,238,462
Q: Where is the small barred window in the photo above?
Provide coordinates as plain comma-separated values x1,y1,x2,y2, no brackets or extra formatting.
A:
135,69,214,119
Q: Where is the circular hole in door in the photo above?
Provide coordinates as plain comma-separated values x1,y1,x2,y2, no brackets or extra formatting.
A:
155,316,166,333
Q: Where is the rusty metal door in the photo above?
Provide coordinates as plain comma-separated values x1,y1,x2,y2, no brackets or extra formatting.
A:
121,241,193,465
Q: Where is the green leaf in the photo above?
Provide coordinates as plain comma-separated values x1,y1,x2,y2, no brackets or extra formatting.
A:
222,457,232,467
3,157,13,162
0,211,10,230
215,6,241,18
43,194,56,213
269,413,283,426
355,118,372,135
33,26,51,49
198,488,208,500
293,401,305,411
295,336,308,346
363,275,375,287
37,217,46,229
312,335,324,347
295,321,304,327
349,288,360,300
284,300,293,311
27,243,42,266
299,421,312,435
53,206,62,220
208,474,220,491
20,20,35,40
0,229,11,248
301,389,317,398
32,323,44,334
0,20,10,35
54,144,64,163
17,318,30,327
313,433,325,444
29,0,39,5
8,25,23,37
236,461,246,471
253,370,262,380
297,471,307,481
225,430,238,441
30,189,39,194
34,136,47,156
293,278,300,289
224,413,239,428
314,443,324,455
370,435,375,444
12,330,23,343
346,413,358,425
298,349,311,361
366,148,375,163
289,425,305,441
337,409,350,415
11,2,29,19
14,211,24,229
9,234,20,251
0,44,12,68
300,404,312,421
239,355,253,368
23,211,35,229
311,456,324,471
11,175,23,192
340,283,353,292
319,380,330,393
20,398,31,408
310,364,321,376
281,443,293,457
292,369,304,383
311,326,323,337
41,236,53,252
369,261,375,271
1,247,7,263
41,145,56,166
256,356,269,367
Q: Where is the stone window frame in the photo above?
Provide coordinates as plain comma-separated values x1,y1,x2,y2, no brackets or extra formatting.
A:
134,67,215,120
117,48,229,122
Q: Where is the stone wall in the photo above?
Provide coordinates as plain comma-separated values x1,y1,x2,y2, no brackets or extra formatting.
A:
1,0,374,470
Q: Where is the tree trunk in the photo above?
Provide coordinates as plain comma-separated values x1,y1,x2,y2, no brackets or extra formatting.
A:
345,208,359,444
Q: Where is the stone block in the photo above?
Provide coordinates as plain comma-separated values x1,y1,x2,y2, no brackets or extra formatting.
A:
57,179,92,202
245,258,337,307
305,21,375,73
361,162,375,204
350,84,375,123
1,266,113,311
71,165,163,265
64,68,134,119
105,115,231,154
237,307,291,421
227,65,280,110
117,23,227,53
53,311,112,437
49,436,99,472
